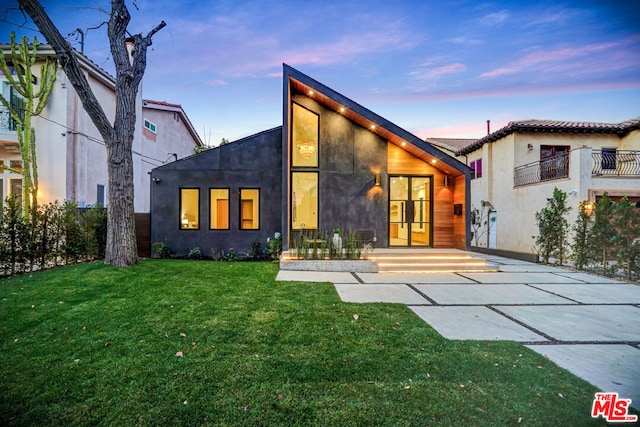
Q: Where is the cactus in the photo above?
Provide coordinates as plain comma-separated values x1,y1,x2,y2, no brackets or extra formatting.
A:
0,31,57,218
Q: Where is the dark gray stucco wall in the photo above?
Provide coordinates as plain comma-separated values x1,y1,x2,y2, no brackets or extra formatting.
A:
150,127,282,257
291,94,389,246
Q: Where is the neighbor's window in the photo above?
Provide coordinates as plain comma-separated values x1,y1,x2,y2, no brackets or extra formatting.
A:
292,103,319,167
180,188,199,229
144,118,157,133
601,148,617,170
210,188,229,229
10,178,22,206
240,188,259,230
291,172,318,230
10,160,22,174
470,159,482,179
97,184,105,206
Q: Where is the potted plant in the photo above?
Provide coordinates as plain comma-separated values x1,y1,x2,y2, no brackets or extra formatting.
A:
332,228,342,255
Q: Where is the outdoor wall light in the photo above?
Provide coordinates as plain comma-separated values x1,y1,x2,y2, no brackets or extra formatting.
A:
152,177,161,183
444,175,450,187
374,173,381,186
528,143,534,151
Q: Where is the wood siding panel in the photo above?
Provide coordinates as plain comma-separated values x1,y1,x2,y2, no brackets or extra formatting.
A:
453,175,467,250
136,213,151,258
388,144,455,248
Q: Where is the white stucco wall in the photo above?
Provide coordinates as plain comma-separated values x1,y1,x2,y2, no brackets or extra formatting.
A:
461,130,640,254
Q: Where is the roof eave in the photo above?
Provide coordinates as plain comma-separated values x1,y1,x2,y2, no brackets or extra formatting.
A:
283,64,470,177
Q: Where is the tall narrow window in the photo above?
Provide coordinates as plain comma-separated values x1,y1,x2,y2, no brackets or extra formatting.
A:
469,160,476,179
97,184,105,206
10,179,22,206
240,189,259,230
180,188,199,229
210,188,229,229
291,172,318,230
476,158,483,178
601,148,617,170
292,103,319,167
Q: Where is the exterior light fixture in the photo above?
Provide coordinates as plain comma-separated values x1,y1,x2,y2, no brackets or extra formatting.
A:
339,107,345,113
375,173,381,186
443,175,450,187
527,143,534,151
308,90,314,96
297,141,315,159
582,201,594,215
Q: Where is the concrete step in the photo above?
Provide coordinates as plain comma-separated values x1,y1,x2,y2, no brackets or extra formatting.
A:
368,253,499,273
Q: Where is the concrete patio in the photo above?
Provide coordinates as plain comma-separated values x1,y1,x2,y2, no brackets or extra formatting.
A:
276,252,640,407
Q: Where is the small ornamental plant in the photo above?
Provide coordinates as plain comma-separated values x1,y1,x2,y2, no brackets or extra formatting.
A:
152,239,171,259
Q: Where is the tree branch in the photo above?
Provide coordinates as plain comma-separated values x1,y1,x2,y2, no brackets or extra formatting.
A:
17,0,115,143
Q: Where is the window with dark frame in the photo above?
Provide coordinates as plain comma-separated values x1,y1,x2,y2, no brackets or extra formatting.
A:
240,188,259,230
97,184,105,206
601,148,617,170
180,188,200,229
209,188,230,230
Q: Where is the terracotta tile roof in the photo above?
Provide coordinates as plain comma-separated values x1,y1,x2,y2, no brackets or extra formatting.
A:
425,137,476,152
143,99,182,109
457,117,640,155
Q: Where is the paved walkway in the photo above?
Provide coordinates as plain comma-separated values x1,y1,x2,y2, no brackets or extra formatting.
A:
276,254,640,406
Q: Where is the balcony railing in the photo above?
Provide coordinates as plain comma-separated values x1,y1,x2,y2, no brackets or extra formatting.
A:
592,149,640,176
0,106,18,132
514,153,570,187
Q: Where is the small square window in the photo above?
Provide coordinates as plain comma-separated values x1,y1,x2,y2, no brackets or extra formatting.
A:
10,160,22,173
144,119,157,134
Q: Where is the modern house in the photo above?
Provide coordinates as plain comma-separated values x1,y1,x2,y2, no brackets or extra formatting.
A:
0,43,202,213
431,119,640,255
150,65,471,257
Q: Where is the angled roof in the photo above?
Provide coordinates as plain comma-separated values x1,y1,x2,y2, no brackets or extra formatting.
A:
458,118,640,156
426,137,476,153
143,99,203,146
283,64,470,177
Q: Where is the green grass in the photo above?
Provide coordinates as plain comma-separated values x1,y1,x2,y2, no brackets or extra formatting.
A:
0,260,612,426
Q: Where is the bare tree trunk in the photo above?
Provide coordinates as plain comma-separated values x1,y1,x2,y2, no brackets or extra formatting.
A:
19,0,165,267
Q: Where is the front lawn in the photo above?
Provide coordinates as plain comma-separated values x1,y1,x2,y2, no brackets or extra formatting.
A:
1,261,604,425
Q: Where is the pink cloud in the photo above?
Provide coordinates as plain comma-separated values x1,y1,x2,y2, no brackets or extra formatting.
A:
205,80,229,87
411,63,467,79
480,37,640,79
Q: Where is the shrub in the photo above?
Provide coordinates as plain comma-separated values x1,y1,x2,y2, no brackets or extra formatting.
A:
187,247,202,260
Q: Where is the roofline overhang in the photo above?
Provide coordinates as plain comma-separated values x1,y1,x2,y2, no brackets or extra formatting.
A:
143,100,204,146
283,64,470,177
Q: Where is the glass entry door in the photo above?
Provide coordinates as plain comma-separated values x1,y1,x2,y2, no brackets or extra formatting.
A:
389,176,432,247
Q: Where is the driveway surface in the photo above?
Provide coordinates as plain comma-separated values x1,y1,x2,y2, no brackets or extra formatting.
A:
276,254,640,408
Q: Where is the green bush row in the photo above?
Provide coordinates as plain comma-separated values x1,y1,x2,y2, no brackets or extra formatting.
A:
0,196,107,277
535,188,640,280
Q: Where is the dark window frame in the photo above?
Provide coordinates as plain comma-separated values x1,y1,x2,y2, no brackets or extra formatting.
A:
209,187,230,230
239,187,260,230
290,171,319,231
179,187,200,230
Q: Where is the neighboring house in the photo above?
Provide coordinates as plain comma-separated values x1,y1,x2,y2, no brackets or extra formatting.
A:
0,44,202,213
437,119,640,255
150,64,471,256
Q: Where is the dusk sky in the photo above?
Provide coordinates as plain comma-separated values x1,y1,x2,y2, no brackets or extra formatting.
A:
1,0,639,145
